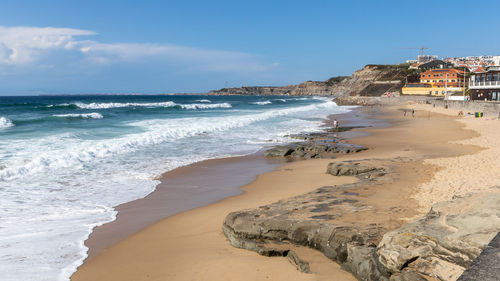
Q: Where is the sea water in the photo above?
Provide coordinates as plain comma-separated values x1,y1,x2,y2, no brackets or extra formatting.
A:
0,95,353,281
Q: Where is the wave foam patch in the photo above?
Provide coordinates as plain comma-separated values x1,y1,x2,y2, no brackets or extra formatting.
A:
0,117,14,129
52,113,103,119
196,99,211,103
68,101,231,110
178,103,231,110
251,100,272,105
74,101,176,109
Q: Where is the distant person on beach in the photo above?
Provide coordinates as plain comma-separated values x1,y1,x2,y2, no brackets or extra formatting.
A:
403,109,407,116
333,119,339,129
412,109,415,118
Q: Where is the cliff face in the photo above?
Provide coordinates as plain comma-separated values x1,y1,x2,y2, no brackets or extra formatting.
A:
208,64,409,97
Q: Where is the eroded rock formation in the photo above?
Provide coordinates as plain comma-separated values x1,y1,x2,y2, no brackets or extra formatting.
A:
208,64,409,97
222,159,500,281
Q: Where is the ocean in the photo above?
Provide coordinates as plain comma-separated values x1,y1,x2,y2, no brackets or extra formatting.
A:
0,94,352,281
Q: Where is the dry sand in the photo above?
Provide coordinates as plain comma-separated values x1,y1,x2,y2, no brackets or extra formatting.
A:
407,104,500,211
72,105,483,281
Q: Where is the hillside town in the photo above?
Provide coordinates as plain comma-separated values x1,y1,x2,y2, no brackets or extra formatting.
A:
402,53,500,101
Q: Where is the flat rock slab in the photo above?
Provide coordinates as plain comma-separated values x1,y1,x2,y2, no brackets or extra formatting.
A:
264,142,367,159
327,161,386,179
222,158,405,281
457,231,500,281
377,191,500,281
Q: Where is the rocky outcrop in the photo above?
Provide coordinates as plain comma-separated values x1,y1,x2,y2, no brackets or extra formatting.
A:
264,142,367,159
377,191,500,281
327,162,386,179
223,199,390,280
263,129,367,160
223,159,395,281
208,64,409,97
223,161,500,281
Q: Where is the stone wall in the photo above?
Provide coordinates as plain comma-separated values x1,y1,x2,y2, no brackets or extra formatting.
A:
428,100,500,117
334,95,439,106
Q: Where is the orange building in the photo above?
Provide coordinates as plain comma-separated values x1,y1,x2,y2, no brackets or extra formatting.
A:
402,68,467,96
419,69,466,87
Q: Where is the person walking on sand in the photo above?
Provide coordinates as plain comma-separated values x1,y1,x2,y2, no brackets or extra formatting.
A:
333,119,339,129
412,109,415,118
403,109,407,117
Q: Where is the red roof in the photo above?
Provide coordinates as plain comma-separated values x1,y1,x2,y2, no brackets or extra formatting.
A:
474,66,486,73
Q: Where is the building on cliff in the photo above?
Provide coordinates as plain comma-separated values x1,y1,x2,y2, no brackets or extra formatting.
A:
469,66,500,101
418,60,454,70
402,68,466,96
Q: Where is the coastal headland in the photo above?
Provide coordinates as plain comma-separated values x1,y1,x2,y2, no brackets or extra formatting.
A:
71,98,500,281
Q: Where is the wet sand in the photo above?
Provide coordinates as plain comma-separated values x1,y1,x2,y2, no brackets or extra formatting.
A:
72,105,481,281
83,107,378,261
85,154,283,261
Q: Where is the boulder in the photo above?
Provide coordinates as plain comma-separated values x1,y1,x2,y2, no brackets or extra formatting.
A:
377,191,500,281
263,146,294,157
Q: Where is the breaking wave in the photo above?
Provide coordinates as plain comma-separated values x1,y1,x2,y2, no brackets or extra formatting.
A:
0,117,14,129
251,100,272,105
177,103,231,109
73,101,177,109
0,100,337,182
52,113,103,119
55,101,232,110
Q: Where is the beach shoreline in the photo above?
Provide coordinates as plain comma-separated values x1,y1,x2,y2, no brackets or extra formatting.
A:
71,104,488,281
81,105,373,263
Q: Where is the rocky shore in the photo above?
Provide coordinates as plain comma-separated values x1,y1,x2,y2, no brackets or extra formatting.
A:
263,128,367,160
222,106,500,281
71,104,500,281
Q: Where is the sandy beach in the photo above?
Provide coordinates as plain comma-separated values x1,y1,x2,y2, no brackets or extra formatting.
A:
71,104,490,281
408,103,500,211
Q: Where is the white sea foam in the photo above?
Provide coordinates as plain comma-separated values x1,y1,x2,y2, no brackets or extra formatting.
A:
70,101,231,110
0,101,335,182
0,116,14,129
196,99,211,103
178,103,231,109
251,100,272,105
52,113,103,119
73,101,176,109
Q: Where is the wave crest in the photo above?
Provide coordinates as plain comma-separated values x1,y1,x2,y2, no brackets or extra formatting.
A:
62,101,231,110
251,100,272,105
74,101,176,109
52,113,103,119
178,103,231,109
0,117,14,129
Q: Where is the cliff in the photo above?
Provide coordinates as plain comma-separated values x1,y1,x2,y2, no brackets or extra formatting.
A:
208,64,411,97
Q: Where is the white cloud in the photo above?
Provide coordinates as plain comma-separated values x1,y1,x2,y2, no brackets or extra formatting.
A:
0,26,276,73
0,26,95,64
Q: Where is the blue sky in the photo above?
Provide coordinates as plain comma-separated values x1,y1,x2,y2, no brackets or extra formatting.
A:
0,0,499,95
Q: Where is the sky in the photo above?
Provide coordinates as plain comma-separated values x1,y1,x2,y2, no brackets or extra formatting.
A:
0,0,499,95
